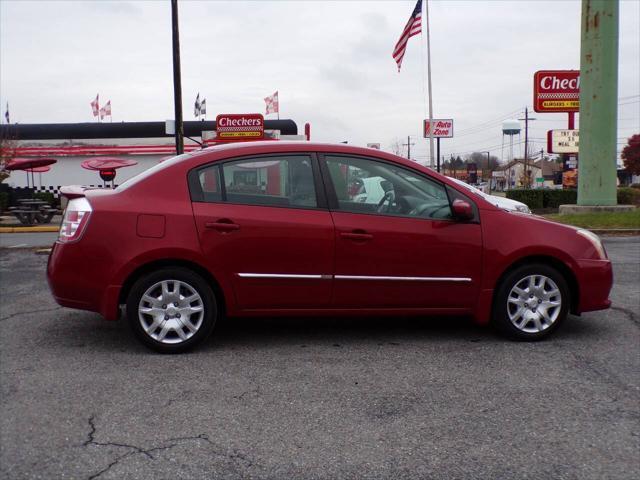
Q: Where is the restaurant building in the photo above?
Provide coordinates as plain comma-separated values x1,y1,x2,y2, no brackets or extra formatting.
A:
1,118,305,196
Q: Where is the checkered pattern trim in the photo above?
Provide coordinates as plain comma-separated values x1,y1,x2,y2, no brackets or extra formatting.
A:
538,92,579,99
217,125,263,132
33,185,119,198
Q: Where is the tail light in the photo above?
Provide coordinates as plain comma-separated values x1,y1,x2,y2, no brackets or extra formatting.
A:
58,197,92,243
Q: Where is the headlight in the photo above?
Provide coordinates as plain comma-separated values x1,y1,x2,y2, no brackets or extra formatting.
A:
515,204,531,214
577,229,607,259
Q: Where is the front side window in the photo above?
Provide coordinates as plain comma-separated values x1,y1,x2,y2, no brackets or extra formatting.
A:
325,155,452,220
222,155,317,208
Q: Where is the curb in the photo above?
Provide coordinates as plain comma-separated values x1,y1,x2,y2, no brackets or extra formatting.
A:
0,226,59,233
591,229,640,235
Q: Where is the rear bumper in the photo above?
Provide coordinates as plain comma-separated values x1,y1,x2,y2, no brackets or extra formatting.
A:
574,258,613,313
47,242,121,320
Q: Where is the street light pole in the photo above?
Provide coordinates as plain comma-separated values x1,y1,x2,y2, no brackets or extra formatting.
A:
171,0,184,155
486,151,492,194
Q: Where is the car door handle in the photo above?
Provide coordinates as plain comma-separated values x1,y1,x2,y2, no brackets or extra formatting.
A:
340,231,373,241
205,220,240,232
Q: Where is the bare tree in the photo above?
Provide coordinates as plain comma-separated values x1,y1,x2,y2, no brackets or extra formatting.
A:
389,138,403,156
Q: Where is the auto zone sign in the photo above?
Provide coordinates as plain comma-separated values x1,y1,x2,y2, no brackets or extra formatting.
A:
547,129,579,153
423,119,454,138
216,113,264,140
534,70,580,113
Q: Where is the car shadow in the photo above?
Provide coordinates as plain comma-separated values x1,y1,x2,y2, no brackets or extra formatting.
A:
209,314,492,349
46,310,609,354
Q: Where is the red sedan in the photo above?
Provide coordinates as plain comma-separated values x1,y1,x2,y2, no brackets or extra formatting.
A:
47,142,613,353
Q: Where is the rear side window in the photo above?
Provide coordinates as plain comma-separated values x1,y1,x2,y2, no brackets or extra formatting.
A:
223,156,317,208
189,155,318,209
197,166,222,202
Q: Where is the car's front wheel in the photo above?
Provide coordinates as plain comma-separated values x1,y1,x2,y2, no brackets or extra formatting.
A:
493,263,570,340
126,267,217,353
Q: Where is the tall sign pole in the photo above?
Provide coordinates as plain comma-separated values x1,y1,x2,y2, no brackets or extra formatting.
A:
171,0,185,155
577,0,618,206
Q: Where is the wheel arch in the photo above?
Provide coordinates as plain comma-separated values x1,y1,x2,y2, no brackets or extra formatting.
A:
118,258,227,316
492,255,580,314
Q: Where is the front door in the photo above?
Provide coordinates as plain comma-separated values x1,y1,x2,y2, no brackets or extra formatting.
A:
322,154,482,310
191,154,334,310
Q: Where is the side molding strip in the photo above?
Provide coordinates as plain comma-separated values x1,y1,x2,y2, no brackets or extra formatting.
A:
238,273,471,282
334,275,472,282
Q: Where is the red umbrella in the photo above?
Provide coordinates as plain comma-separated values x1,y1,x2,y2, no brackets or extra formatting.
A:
5,157,57,188
6,157,57,171
80,157,137,187
81,157,137,171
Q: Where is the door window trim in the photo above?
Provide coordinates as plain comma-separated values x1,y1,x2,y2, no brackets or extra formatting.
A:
318,153,477,222
188,153,329,210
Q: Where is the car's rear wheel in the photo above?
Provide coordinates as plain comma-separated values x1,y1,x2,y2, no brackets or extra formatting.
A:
126,267,217,353
493,263,570,340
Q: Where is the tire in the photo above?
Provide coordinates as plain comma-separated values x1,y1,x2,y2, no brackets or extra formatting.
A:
126,267,217,353
492,263,570,341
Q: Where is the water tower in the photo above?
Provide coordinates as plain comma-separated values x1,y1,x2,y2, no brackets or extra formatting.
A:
501,120,521,162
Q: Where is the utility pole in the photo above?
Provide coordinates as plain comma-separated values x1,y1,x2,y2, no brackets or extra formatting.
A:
171,0,184,155
402,136,415,160
486,151,492,194
519,107,536,188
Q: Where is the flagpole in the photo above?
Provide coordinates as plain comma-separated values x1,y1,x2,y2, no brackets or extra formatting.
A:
425,0,435,168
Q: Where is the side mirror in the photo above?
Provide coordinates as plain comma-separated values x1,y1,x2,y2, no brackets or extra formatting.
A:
451,199,474,221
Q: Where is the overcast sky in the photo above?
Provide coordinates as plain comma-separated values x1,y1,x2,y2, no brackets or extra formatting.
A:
1,0,638,164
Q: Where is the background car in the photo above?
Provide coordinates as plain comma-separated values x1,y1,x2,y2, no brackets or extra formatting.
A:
447,176,532,214
48,142,611,353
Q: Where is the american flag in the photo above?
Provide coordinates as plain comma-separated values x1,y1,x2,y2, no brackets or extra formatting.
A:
392,0,423,72
264,91,279,115
90,94,99,117
104,100,112,116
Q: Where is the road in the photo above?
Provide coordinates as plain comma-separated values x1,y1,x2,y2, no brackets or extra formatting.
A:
0,231,58,248
1,237,638,479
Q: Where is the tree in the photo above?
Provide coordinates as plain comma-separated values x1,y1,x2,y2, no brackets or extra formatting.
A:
622,134,640,175
0,131,17,183
389,138,403,157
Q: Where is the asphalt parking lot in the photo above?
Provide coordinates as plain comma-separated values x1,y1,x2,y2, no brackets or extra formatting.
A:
1,236,638,480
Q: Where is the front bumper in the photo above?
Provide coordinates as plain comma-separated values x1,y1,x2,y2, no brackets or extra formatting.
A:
574,258,613,313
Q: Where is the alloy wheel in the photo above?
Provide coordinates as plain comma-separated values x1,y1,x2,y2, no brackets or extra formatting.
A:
507,274,562,333
138,280,204,344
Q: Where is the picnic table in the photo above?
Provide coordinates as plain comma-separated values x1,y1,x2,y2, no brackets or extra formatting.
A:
8,199,59,226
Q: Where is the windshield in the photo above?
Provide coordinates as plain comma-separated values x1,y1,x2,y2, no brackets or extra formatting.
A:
116,153,194,191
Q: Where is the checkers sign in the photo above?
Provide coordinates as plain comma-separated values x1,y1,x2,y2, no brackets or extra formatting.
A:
216,113,264,140
534,70,580,113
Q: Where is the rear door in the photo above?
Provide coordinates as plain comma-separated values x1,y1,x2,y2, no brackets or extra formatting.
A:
321,154,483,310
190,154,334,310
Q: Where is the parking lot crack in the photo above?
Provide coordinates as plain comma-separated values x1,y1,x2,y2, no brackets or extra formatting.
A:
611,306,640,327
0,306,63,322
82,416,216,479
87,452,136,480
